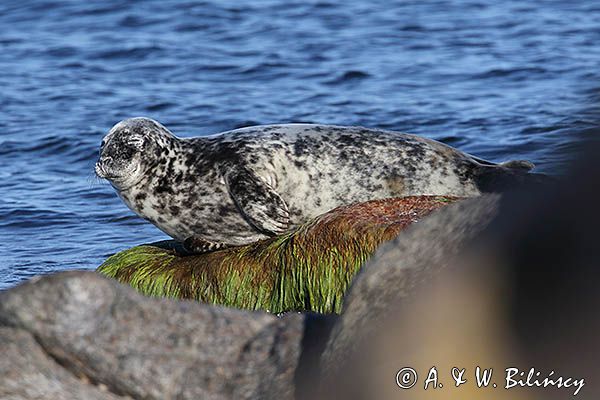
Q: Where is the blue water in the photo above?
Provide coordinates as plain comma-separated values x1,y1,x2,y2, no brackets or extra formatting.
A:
1,0,599,289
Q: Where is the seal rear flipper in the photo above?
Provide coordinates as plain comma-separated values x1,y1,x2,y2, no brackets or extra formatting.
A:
474,165,555,193
225,167,291,235
499,159,535,171
471,156,535,171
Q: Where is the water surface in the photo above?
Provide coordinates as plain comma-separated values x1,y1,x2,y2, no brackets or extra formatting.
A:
1,0,599,288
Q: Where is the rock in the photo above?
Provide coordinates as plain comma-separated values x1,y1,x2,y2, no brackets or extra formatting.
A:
0,326,123,400
97,196,459,314
320,195,501,368
315,195,501,397
0,272,304,400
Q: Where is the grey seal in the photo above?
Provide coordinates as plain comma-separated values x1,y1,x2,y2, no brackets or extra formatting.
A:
95,117,544,253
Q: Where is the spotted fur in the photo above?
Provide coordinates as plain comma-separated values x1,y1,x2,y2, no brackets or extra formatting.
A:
95,117,537,252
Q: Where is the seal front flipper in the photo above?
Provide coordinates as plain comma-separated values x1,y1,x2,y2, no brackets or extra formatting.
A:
225,167,291,235
183,237,227,254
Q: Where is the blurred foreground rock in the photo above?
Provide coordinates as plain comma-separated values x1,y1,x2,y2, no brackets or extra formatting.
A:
320,195,501,371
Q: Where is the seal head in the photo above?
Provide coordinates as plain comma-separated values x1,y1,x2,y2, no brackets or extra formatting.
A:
95,118,174,190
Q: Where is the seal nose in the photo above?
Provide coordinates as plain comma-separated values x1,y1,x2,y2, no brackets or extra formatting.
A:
95,156,113,178
94,162,105,178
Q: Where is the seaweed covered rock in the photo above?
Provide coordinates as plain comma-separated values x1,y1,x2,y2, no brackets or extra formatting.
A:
97,196,459,314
